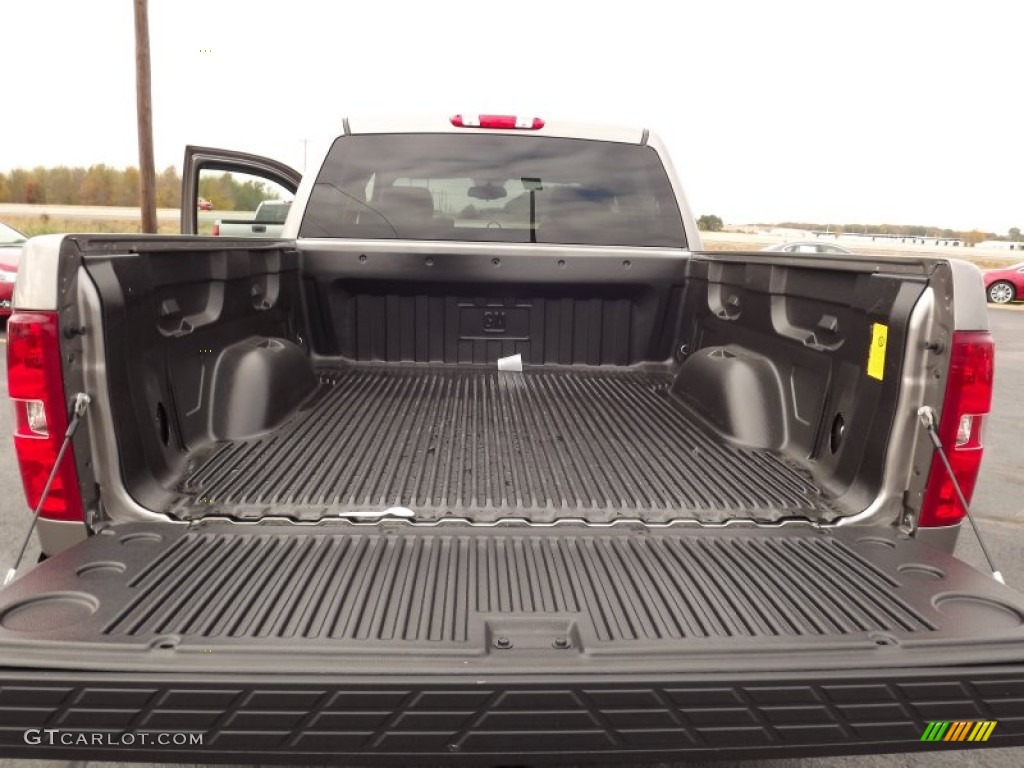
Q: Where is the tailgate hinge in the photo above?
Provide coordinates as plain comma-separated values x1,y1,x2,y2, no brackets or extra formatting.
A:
898,492,917,536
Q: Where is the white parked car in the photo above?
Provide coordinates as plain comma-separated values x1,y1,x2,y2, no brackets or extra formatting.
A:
763,241,854,255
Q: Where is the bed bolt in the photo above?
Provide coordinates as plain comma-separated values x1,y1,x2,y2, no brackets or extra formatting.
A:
424,256,434,267
492,257,501,267
358,254,367,263
922,339,944,353
493,636,512,649
64,325,87,338
552,637,571,649
623,259,632,269
677,343,690,360
557,259,566,268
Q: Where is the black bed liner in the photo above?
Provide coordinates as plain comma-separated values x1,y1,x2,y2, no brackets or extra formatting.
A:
101,526,933,648
1,524,1024,761
2,523,1023,669
171,365,837,523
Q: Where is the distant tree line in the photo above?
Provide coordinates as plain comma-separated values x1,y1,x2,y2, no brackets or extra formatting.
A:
773,221,1023,246
0,166,278,211
696,216,1024,245
196,174,280,211
0,165,181,208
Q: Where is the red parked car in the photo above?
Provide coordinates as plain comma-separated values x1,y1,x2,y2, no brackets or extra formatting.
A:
197,197,214,211
0,222,25,319
983,262,1024,304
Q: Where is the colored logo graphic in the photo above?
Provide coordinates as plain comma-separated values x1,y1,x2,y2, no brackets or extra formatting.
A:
921,721,997,742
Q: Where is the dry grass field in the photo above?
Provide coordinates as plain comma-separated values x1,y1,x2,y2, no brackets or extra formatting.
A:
4,213,183,237
0,205,216,237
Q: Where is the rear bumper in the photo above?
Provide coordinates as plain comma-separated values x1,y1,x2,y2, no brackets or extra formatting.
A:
2,666,1024,762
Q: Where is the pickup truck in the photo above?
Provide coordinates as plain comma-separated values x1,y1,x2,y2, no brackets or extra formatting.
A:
212,199,291,237
1,115,1021,763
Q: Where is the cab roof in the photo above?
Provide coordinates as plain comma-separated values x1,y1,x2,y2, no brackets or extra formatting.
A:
343,115,647,145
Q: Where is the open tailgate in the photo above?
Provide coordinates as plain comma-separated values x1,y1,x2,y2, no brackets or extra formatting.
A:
0,522,1023,762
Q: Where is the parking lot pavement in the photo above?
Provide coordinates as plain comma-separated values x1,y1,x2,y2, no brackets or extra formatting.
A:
0,306,1022,768
0,332,42,581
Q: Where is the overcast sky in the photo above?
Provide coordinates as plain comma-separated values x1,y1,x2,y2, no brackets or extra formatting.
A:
3,1,1020,232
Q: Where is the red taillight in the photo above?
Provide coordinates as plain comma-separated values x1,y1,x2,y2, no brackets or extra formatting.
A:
918,330,995,527
211,222,220,236
450,114,545,130
7,312,84,522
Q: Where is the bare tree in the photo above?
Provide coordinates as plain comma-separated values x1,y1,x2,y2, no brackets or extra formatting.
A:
133,0,157,233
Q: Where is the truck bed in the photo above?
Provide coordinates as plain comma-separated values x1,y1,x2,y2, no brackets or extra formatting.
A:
171,365,837,524
74,238,927,528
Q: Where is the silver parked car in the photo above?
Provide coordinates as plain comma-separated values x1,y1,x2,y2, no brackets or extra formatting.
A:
763,241,854,254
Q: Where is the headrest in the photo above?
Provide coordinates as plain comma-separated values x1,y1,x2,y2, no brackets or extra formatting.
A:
376,187,435,221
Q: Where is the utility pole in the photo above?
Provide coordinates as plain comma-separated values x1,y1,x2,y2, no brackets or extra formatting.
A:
133,0,157,233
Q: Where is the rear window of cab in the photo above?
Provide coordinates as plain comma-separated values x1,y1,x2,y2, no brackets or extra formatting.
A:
300,134,687,247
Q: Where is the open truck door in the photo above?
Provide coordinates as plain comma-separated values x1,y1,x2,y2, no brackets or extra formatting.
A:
181,145,301,235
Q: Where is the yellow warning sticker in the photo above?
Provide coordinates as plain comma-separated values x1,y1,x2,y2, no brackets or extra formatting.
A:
867,323,888,380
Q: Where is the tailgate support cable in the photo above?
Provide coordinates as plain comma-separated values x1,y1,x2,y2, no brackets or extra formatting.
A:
917,406,1004,584
4,393,91,587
